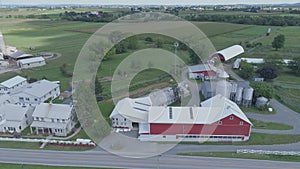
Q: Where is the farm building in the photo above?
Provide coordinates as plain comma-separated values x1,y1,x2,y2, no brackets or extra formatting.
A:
11,79,60,105
188,64,217,80
110,87,176,130
112,94,252,142
10,50,33,60
17,57,46,69
0,75,28,95
0,32,6,59
30,103,75,136
233,59,241,69
0,104,35,133
241,58,265,64
256,97,269,108
201,80,254,107
211,45,244,62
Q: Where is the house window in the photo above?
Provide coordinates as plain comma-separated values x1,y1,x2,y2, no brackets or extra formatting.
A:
112,118,114,120
230,116,234,120
124,118,126,121
240,121,244,125
34,98,38,101
36,117,39,121
62,119,65,123
25,114,28,118
218,121,222,125
19,126,21,130
51,119,54,122
116,118,118,121
57,119,60,122
163,136,166,138
41,117,44,121
26,98,29,101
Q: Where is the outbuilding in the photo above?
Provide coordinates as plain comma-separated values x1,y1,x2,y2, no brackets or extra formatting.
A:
188,64,217,80
17,57,46,69
211,45,244,62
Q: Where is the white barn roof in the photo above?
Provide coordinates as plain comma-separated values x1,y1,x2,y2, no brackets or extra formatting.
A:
18,57,45,65
148,94,252,125
32,103,73,119
214,45,244,61
188,64,216,73
0,75,27,88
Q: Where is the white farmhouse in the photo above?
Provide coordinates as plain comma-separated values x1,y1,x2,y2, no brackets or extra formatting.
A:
0,104,35,133
30,103,75,136
0,75,28,94
17,57,46,69
11,79,60,105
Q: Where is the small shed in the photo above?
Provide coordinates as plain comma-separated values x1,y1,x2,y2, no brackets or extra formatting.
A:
256,96,268,108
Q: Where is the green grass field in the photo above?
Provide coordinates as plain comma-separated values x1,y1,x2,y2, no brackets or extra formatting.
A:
178,152,300,162
249,118,293,130
178,133,300,146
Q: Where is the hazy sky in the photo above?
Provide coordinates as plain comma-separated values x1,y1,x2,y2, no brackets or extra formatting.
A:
1,0,300,5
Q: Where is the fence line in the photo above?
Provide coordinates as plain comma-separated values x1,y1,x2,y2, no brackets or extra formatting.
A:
237,149,300,156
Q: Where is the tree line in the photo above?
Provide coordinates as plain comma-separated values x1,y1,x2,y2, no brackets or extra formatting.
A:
184,14,300,26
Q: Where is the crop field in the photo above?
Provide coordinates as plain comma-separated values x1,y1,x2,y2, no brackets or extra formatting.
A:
0,17,299,106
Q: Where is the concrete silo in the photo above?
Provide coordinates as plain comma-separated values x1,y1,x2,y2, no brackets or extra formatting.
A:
242,87,254,107
0,32,6,59
235,87,243,105
229,82,237,101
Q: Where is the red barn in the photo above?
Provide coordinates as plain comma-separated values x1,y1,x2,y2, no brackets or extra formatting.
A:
188,64,217,80
138,95,252,142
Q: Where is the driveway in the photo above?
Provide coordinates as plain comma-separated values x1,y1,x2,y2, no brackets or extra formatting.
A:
246,99,300,134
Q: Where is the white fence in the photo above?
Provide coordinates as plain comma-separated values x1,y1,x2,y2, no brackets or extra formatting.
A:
237,149,300,156
0,137,96,146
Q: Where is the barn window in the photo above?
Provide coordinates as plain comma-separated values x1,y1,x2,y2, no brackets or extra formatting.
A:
218,121,222,125
163,136,166,138
230,116,234,120
169,107,173,119
189,107,193,120
240,121,244,125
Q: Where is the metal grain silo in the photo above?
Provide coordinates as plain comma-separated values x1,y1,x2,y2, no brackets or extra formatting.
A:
235,87,243,105
242,87,254,107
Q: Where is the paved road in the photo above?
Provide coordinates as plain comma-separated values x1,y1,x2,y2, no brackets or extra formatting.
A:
0,148,299,169
223,63,244,81
181,69,201,106
247,99,300,134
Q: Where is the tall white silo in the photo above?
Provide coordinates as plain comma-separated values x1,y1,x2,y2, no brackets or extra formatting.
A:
235,87,243,105
242,87,254,107
0,32,6,60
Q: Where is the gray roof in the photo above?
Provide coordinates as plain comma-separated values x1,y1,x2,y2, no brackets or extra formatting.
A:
188,64,213,73
10,50,25,59
202,81,215,92
236,81,250,88
32,103,73,119
31,121,68,129
22,80,59,98
0,75,27,88
0,104,30,121
18,57,45,64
